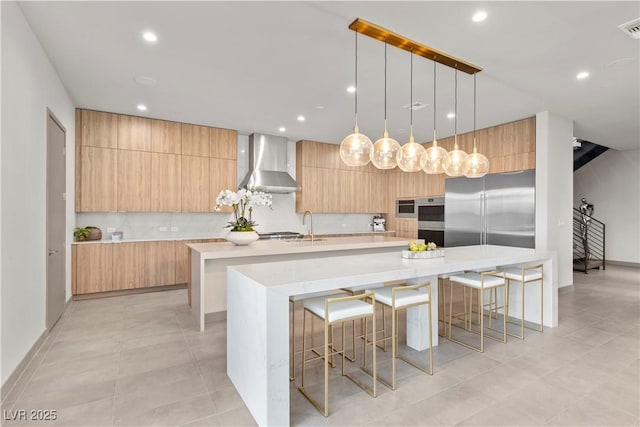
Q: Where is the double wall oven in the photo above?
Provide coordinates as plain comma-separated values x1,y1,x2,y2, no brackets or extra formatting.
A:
417,197,445,247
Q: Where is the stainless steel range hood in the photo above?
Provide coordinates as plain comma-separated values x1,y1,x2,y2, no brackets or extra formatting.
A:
238,133,300,193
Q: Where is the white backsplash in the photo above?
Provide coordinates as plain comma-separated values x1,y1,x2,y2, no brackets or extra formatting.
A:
76,135,381,240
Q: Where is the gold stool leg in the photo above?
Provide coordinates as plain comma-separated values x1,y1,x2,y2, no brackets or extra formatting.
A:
323,316,329,416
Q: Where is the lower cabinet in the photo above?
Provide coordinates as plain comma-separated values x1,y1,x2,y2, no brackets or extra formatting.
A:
73,240,180,295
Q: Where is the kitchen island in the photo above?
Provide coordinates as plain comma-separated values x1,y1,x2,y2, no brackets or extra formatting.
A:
226,245,557,427
188,236,412,331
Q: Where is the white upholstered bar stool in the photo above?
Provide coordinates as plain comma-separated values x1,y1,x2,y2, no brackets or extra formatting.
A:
340,283,387,358
366,282,433,390
502,264,544,339
447,271,508,352
289,290,346,381
298,292,377,417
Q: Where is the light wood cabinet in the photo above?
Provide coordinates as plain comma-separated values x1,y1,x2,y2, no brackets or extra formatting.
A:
210,128,237,159
369,172,388,213
151,153,181,212
112,242,147,290
210,158,237,212
146,241,176,287
72,244,113,294
117,150,151,211
182,124,210,157
118,114,151,151
175,240,202,285
182,155,210,212
78,146,118,211
151,119,181,154
395,219,418,239
77,109,118,148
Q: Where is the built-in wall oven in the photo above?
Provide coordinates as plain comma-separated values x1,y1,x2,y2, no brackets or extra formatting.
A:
417,197,445,247
395,199,417,218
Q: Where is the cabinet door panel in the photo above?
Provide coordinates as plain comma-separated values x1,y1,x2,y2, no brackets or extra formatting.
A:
182,124,210,157
210,128,237,159
146,241,176,287
117,150,151,211
79,110,118,148
182,156,210,212
151,119,181,154
79,147,117,211
210,158,236,212
369,172,387,213
112,242,147,289
175,240,202,285
118,115,151,151
73,244,113,294
151,153,181,211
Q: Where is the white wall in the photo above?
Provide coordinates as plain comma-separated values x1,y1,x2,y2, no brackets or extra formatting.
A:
535,111,574,288
1,1,76,385
574,148,640,264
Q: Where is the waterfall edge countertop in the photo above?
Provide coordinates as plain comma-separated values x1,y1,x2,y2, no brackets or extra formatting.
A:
188,236,413,329
226,245,558,426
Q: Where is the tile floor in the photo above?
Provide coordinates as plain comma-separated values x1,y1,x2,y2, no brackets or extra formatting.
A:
1,265,638,426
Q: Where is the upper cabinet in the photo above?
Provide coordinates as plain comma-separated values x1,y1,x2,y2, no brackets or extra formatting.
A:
151,119,181,154
77,109,117,148
117,114,151,151
182,124,210,157
75,109,238,212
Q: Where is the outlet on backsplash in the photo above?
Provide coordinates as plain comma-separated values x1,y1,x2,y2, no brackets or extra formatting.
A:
106,227,116,233
171,226,179,232
159,226,168,231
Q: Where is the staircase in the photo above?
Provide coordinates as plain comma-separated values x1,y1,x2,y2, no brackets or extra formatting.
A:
573,208,606,273
574,139,609,171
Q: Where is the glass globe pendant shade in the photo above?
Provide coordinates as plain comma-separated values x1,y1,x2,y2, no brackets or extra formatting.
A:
464,148,490,178
442,143,470,177
423,140,448,174
371,131,401,169
396,136,427,172
340,126,373,167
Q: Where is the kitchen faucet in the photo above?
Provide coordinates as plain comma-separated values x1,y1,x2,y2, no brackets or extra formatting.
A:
302,210,314,242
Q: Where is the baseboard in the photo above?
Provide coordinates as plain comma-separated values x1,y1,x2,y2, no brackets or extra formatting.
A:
73,283,187,301
0,329,48,403
205,311,227,323
607,260,640,268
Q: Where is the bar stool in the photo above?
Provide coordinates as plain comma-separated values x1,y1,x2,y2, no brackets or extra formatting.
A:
341,283,386,358
366,282,433,390
447,271,507,352
289,290,346,381
502,264,544,339
298,292,377,417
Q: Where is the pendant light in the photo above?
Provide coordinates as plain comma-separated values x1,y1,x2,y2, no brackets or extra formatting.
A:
396,51,426,172
371,41,401,169
340,30,373,167
464,73,490,178
423,60,447,174
442,68,470,177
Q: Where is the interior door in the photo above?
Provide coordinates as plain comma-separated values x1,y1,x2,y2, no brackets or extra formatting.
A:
46,111,66,329
444,176,483,247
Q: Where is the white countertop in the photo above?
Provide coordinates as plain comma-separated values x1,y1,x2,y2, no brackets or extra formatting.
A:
188,235,410,260
229,245,553,291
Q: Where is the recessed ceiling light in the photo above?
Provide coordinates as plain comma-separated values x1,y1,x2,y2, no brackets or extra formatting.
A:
315,105,325,110
576,71,590,80
134,75,157,86
297,115,305,122
347,86,356,93
137,104,148,111
278,126,286,132
472,11,488,22
447,113,455,119
142,31,158,43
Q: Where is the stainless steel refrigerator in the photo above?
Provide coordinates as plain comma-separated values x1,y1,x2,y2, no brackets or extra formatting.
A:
444,170,535,248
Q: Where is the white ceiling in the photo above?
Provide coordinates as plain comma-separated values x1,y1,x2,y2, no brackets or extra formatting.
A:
18,1,640,151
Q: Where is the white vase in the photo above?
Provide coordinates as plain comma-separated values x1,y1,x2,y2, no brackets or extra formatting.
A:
225,230,259,246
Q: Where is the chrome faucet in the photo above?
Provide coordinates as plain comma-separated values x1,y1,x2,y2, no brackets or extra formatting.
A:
302,210,314,242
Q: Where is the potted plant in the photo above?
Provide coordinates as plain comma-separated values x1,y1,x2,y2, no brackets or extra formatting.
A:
74,227,90,242
215,189,272,245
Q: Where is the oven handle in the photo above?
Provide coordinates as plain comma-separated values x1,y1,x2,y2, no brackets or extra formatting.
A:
418,221,445,231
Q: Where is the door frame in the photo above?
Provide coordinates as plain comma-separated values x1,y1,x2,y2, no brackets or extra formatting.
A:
45,108,67,329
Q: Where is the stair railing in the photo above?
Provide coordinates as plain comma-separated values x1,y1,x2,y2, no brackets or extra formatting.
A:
573,208,606,273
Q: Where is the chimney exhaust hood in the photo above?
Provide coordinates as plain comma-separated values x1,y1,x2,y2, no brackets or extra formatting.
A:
239,133,300,194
